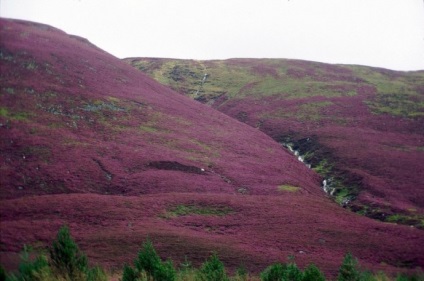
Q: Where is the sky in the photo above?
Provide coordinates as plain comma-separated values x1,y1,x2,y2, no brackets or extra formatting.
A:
1,0,424,71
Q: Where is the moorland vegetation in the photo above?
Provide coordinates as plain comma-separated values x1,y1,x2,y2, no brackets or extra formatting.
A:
1,18,423,279
2,226,422,281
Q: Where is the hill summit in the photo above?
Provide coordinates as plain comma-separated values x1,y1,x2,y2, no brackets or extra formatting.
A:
126,57,424,227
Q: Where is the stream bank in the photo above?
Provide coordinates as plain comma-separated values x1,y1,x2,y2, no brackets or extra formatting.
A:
279,136,358,207
279,135,424,229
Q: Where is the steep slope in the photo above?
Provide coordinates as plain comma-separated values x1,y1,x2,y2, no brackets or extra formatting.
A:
1,19,423,277
126,58,424,228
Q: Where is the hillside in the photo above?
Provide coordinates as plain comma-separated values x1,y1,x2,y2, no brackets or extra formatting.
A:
126,57,424,228
1,19,424,278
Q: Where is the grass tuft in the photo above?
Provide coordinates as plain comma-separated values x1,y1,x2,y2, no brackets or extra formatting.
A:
277,185,299,192
161,204,233,219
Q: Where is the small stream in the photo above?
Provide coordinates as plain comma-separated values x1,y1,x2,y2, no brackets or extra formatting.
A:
282,142,336,197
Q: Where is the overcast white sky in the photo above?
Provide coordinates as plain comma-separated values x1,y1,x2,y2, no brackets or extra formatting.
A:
1,0,424,71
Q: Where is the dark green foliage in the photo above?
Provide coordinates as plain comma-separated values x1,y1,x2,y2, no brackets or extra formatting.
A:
359,271,377,281
6,246,52,281
135,238,160,280
260,262,304,281
122,264,137,281
134,238,176,281
396,273,424,281
154,260,176,281
86,266,107,281
260,263,287,281
197,252,229,281
0,264,6,281
302,264,326,281
4,228,424,281
338,253,361,281
396,276,409,281
49,225,88,278
236,264,248,280
285,263,303,281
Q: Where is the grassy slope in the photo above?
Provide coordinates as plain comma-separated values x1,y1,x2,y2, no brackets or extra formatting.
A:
126,57,424,227
1,19,423,278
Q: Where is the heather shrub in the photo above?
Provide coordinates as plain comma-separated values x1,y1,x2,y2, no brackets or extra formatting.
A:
196,252,229,281
302,264,325,281
338,253,361,281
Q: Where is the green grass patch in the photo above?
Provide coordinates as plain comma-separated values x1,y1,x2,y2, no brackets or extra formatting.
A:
139,125,158,133
296,101,333,121
161,204,233,219
11,112,29,121
365,93,424,118
261,101,334,122
277,185,299,192
312,159,333,177
334,188,351,205
0,106,30,121
385,213,424,229
130,58,366,102
348,65,424,118
0,107,8,117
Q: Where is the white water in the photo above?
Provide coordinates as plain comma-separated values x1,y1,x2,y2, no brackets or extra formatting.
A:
283,142,332,195
322,179,336,196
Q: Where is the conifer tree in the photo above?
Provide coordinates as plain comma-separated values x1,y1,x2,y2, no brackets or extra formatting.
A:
338,253,361,281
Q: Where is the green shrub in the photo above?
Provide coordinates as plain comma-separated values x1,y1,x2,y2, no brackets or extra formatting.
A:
302,264,325,281
338,253,361,281
197,252,229,281
396,273,424,281
0,264,5,281
260,263,287,281
285,263,303,281
260,262,304,281
359,271,377,281
50,225,88,278
86,265,107,281
136,238,161,280
235,264,248,281
154,260,176,281
134,238,176,281
122,264,137,281
5,246,53,281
